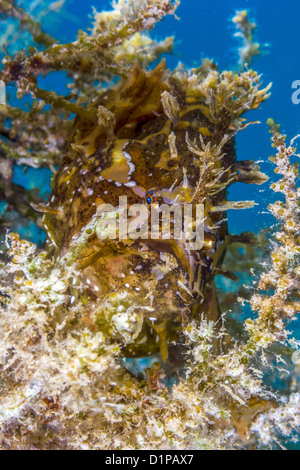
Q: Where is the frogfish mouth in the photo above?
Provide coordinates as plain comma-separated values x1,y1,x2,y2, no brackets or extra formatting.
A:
41,61,269,362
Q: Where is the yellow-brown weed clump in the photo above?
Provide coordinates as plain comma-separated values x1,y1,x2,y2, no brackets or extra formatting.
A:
0,0,299,450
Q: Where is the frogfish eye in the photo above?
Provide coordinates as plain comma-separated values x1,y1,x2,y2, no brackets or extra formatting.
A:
146,196,153,205
144,189,159,206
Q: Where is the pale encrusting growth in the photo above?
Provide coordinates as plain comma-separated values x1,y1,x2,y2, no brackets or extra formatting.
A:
0,128,299,449
233,10,260,68
243,121,300,356
0,0,299,450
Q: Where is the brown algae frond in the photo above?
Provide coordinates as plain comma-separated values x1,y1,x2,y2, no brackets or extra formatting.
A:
0,0,299,450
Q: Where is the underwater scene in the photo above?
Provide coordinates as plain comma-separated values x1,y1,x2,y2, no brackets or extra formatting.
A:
0,0,299,451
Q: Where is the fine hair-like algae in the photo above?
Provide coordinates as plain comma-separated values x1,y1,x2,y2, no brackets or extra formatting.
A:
0,0,299,450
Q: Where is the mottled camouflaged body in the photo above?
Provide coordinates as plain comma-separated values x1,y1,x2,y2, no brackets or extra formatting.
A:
44,62,239,360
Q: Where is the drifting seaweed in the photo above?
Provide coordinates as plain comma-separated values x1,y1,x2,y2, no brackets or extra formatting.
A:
0,0,299,450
